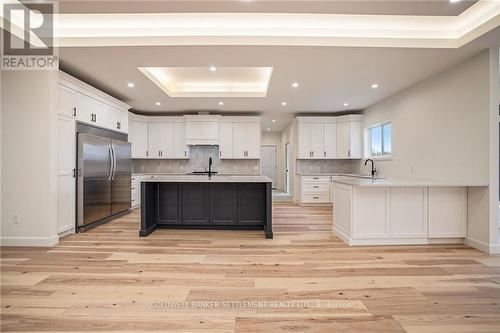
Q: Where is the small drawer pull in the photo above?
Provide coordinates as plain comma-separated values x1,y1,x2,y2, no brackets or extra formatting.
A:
313,196,319,199
313,186,319,188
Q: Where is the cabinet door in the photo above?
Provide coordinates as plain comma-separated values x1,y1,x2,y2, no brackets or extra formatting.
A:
128,120,148,158
162,122,175,158
182,183,209,224
106,107,128,133
323,123,337,159
232,122,246,158
336,121,351,158
297,123,312,159
219,122,233,159
173,122,187,158
75,93,97,125
310,123,323,159
148,123,165,158
210,184,237,224
245,122,261,159
237,183,265,225
349,121,362,158
57,116,76,233
58,85,76,118
428,187,467,238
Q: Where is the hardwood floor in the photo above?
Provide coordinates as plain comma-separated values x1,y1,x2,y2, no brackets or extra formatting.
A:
1,203,499,332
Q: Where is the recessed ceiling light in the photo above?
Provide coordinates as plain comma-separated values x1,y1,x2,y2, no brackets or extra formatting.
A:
292,82,299,88
267,128,271,131
371,83,379,89
155,102,161,106
218,101,224,105
209,65,217,72
449,0,461,3
344,102,349,106
281,102,287,106
272,119,276,123
127,82,134,88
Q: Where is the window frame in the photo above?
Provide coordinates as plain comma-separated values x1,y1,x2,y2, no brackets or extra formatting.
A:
365,121,392,160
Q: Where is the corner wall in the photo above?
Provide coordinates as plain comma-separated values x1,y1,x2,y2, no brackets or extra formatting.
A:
1,70,59,246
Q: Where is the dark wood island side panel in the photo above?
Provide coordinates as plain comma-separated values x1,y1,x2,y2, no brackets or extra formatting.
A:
140,182,273,238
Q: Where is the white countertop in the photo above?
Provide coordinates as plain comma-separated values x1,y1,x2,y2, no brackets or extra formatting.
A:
332,176,488,187
140,174,272,183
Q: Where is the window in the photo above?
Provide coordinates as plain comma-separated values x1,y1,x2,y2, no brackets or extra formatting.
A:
367,122,392,157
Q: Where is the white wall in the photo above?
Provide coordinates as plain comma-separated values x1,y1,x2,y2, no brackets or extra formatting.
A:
359,49,499,253
1,70,59,246
359,50,490,184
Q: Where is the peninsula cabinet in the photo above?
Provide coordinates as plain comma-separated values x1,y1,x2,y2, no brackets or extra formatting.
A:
332,181,468,246
296,115,361,159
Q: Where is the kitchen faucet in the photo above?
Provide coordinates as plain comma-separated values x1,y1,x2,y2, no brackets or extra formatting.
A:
364,159,377,177
208,157,213,178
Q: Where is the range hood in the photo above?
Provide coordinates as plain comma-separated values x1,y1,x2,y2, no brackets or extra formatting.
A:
184,115,220,145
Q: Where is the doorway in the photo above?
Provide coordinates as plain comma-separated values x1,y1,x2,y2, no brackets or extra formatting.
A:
285,142,291,195
261,145,277,189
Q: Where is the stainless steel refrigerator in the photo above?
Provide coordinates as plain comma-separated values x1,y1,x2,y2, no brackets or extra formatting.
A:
77,132,131,231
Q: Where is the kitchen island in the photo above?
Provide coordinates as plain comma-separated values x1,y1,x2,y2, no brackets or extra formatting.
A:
332,176,488,246
140,175,273,238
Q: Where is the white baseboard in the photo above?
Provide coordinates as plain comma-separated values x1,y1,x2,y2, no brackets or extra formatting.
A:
0,235,59,247
463,237,500,254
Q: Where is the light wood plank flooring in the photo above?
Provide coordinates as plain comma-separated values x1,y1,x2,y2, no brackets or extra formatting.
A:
1,203,499,332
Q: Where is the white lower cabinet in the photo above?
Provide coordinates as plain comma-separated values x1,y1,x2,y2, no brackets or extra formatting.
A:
131,176,141,209
428,187,467,238
390,187,428,238
332,183,467,246
300,176,331,203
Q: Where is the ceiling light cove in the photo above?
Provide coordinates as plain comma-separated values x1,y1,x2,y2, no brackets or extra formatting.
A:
138,66,273,98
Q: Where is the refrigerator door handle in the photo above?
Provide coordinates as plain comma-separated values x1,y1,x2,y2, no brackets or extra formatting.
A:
111,145,117,180
108,146,114,181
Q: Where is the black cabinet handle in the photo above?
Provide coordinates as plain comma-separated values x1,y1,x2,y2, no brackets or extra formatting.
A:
73,107,77,117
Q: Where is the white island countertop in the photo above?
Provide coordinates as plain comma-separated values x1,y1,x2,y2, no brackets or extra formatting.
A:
140,175,272,183
332,176,488,187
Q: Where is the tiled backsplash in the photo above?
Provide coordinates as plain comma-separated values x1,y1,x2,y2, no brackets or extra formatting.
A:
132,146,260,174
296,159,360,174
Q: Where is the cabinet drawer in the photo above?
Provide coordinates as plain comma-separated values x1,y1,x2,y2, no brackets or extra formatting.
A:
301,193,330,203
302,176,331,182
302,183,330,193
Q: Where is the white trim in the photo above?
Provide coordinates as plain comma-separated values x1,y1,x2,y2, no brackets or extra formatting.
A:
0,235,59,247
52,2,500,48
464,237,499,254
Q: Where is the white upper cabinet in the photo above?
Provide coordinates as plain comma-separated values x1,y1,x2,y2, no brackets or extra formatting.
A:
128,118,148,158
129,115,188,159
219,122,233,159
59,71,130,134
184,115,220,145
219,117,261,159
57,85,76,118
336,115,362,159
245,122,261,159
323,123,337,158
173,122,188,158
297,115,361,159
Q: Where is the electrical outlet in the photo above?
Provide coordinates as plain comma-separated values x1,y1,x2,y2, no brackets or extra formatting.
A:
12,214,20,224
